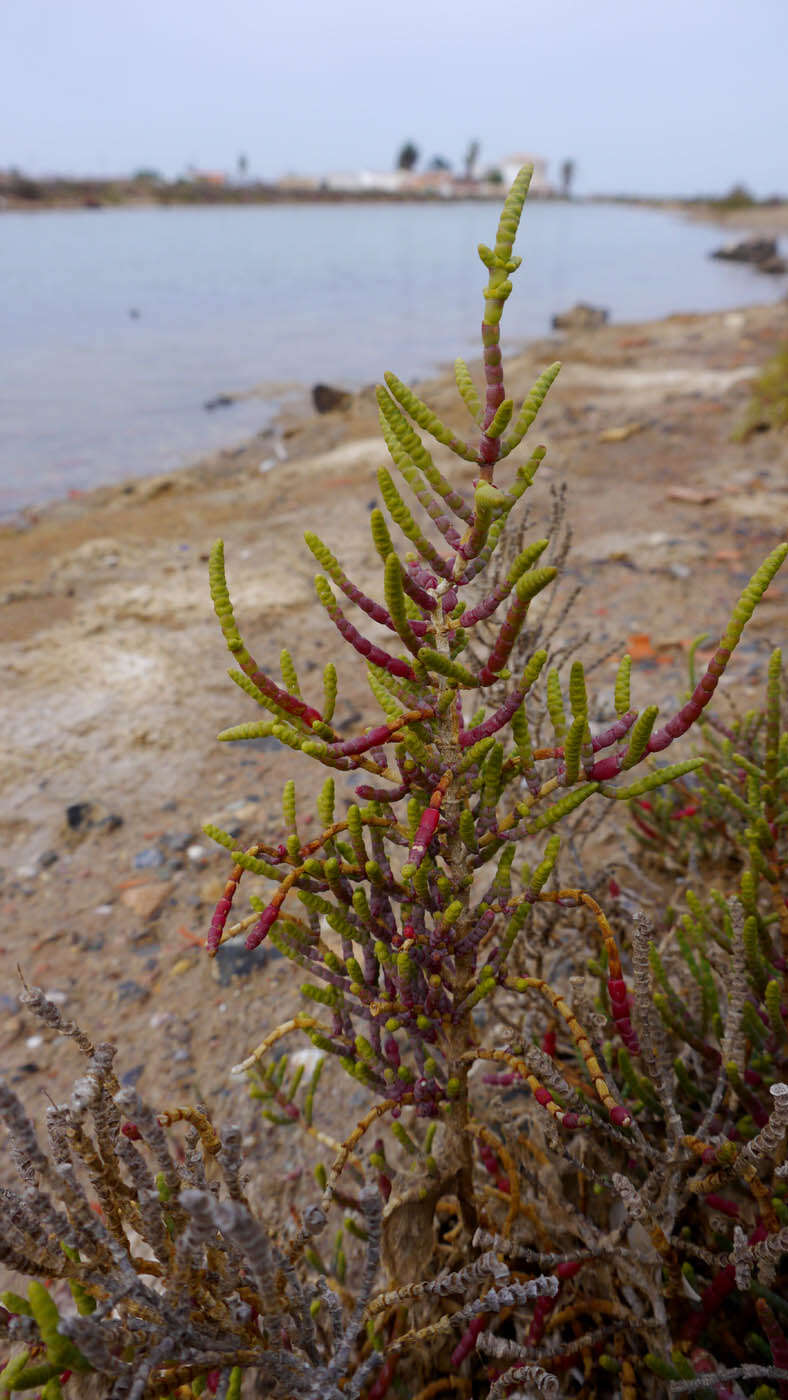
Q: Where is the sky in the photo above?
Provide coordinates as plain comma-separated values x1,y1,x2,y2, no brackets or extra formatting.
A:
3,0,787,197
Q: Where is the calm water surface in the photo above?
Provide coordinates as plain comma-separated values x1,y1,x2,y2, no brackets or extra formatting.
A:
1,200,783,513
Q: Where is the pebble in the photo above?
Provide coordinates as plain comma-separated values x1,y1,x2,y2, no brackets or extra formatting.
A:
134,846,165,869
119,882,172,920
115,980,150,1004
94,904,114,916
211,940,277,987
162,832,195,852
44,989,68,1004
187,844,208,863
25,1034,44,1049
66,802,92,830
121,1064,145,1086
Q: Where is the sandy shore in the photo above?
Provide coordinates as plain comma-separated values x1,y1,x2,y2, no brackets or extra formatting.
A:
1,298,787,1228
674,200,788,238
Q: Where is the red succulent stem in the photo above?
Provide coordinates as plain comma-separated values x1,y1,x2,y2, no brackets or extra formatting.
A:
607,977,640,1054
326,709,434,761
646,645,731,752
478,320,505,476
457,578,515,628
683,1225,767,1343
479,592,530,684
406,773,451,871
460,684,528,748
355,778,413,803
321,593,416,681
242,662,324,730
207,866,242,954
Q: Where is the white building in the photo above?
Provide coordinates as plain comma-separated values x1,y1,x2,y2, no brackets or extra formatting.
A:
499,154,552,196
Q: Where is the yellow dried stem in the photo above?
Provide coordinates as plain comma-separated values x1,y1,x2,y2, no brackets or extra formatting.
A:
503,979,630,1125
156,1107,222,1156
230,1014,320,1075
320,1095,412,1213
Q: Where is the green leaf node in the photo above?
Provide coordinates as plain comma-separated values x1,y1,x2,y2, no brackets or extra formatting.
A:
454,357,482,423
500,363,562,458
417,646,478,687
614,655,632,716
383,371,477,462
603,757,705,800
525,783,599,833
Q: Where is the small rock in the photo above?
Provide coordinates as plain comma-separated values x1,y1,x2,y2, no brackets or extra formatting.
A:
666,485,719,505
116,980,150,1004
121,1064,145,1086
162,832,194,852
66,802,93,830
119,882,172,920
44,989,68,1004
312,383,353,414
204,393,236,411
552,302,608,331
187,844,207,863
25,1034,44,1049
598,422,646,443
212,940,278,986
39,849,59,868
711,236,778,265
134,846,165,870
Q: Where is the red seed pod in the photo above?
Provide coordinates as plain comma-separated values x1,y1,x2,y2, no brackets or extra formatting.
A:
121,1122,141,1140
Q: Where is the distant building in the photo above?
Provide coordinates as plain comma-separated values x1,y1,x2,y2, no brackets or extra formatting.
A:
187,170,227,186
321,170,405,193
499,155,552,196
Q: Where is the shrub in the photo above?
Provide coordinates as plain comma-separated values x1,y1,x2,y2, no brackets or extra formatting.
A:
2,165,787,1399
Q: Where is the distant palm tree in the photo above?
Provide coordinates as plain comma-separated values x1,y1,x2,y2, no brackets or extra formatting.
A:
560,159,576,198
396,142,419,171
464,139,480,181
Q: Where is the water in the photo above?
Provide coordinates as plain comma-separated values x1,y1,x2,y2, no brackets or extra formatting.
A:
1,200,783,514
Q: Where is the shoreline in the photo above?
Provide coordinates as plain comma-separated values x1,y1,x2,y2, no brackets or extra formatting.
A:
3,285,787,527
1,296,786,1159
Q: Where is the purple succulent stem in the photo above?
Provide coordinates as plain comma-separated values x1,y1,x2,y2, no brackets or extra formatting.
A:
355,778,412,803
646,646,731,752
457,579,514,628
405,559,439,601
329,724,397,759
246,899,281,951
242,663,324,730
550,711,638,784
322,594,416,681
607,977,640,1054
207,897,233,954
455,908,496,956
406,480,463,550
407,808,440,869
591,711,638,753
588,648,732,781
479,592,530,684
478,320,505,476
460,683,527,748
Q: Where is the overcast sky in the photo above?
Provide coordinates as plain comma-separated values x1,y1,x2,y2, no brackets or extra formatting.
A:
3,0,786,196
